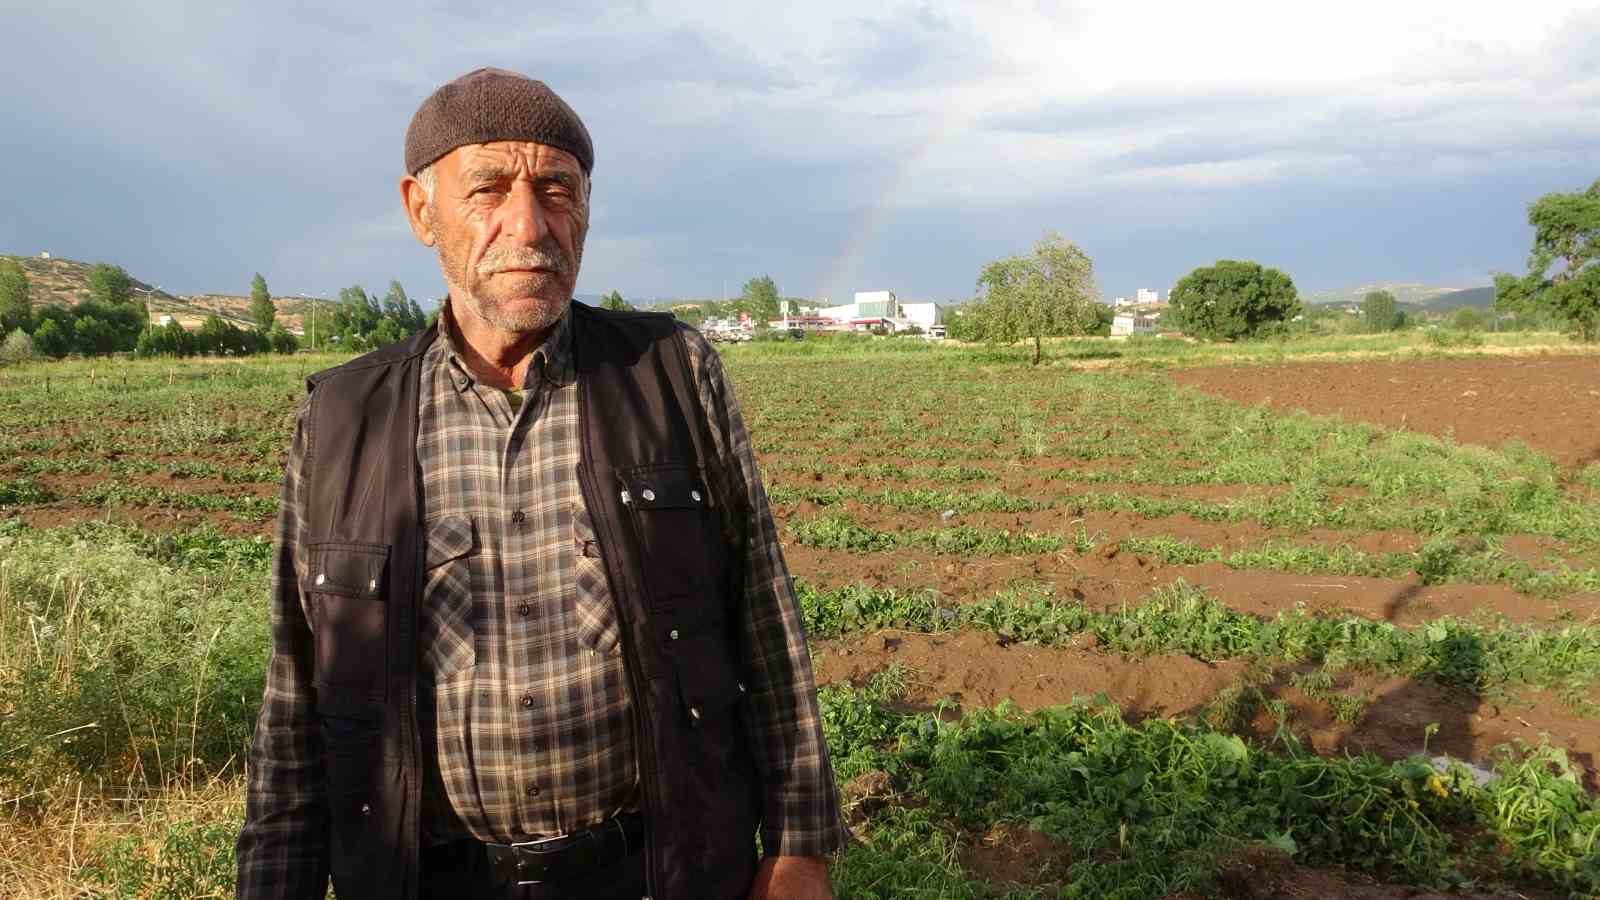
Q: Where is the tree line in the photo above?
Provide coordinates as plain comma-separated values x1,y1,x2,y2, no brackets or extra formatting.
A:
948,177,1598,363
0,264,434,363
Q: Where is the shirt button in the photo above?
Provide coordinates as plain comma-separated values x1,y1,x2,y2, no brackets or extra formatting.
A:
525,784,540,798
518,602,531,617
520,694,534,709
511,510,526,525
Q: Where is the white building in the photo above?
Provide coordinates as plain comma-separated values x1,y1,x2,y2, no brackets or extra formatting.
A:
1136,288,1160,303
899,302,944,331
1111,313,1156,336
1112,296,1134,308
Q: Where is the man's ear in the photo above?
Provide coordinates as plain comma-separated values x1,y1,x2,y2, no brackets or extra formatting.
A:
401,176,436,247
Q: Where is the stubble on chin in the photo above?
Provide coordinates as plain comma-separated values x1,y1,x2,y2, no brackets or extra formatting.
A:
437,249,568,335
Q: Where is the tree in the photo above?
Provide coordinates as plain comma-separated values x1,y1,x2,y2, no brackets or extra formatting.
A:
249,272,276,331
739,276,780,326
331,284,382,345
1362,290,1399,333
1494,179,1600,341
600,290,632,311
671,304,706,327
30,317,69,358
1169,259,1300,341
87,263,134,306
136,320,197,357
971,232,1099,364
381,280,427,333
268,323,299,354
1449,307,1485,332
0,259,31,334
0,329,40,365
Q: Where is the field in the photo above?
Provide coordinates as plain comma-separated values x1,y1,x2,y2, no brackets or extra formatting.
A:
2,332,1599,898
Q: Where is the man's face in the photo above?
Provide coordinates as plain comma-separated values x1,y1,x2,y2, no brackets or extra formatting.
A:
407,141,589,335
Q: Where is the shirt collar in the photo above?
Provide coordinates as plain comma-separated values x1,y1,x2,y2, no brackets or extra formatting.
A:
437,299,576,393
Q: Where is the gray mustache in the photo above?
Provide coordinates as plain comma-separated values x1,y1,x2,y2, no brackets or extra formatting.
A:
477,241,572,277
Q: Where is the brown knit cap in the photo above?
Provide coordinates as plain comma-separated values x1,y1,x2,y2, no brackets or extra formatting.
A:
404,68,594,176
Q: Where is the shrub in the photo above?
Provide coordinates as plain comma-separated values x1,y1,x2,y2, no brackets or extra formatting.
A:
0,329,41,365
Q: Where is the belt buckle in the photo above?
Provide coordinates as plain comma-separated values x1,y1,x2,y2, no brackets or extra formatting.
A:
507,833,571,885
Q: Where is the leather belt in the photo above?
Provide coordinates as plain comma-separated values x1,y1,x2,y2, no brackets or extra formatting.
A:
429,811,646,886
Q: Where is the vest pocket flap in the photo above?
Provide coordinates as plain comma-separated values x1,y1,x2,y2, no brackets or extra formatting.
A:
306,542,390,599
426,516,475,568
621,464,711,510
669,628,746,723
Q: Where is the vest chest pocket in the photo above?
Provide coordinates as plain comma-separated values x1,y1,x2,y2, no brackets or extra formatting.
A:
619,464,729,616
304,542,390,703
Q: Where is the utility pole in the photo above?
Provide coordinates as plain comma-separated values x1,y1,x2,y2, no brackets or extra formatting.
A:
297,293,323,348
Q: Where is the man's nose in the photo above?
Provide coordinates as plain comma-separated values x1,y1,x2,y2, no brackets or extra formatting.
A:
500,181,545,245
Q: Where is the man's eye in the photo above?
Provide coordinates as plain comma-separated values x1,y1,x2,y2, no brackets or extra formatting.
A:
469,186,500,197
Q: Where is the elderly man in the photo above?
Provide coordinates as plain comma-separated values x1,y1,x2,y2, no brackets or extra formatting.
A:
236,68,845,900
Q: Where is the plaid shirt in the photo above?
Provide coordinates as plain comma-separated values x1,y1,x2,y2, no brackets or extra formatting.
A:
238,304,844,897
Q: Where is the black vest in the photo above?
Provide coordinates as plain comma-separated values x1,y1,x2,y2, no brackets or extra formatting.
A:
301,304,760,899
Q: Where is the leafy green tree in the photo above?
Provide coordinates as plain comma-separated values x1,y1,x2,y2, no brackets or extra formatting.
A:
136,320,197,357
672,304,706,327
739,276,780,325
1449,307,1485,332
0,259,31,334
331,284,381,343
1169,259,1301,341
1494,179,1600,341
970,232,1099,364
87,263,134,306
369,317,407,348
268,323,299,354
600,290,632,311
249,272,275,331
0,329,40,365
381,280,427,333
30,317,69,358
1362,290,1399,333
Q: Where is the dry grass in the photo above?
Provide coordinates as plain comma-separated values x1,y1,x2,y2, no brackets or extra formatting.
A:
0,775,244,898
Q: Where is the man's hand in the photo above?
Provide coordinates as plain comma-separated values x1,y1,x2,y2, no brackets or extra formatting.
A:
747,855,832,900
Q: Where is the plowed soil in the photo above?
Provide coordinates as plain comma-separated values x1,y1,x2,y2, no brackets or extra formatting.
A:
1169,355,1600,470
813,630,1600,789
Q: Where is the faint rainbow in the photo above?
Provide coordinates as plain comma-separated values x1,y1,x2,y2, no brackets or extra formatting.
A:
817,103,969,303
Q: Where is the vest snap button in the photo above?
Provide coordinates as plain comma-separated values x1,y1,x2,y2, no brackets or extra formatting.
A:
641,488,656,502
315,573,326,586
690,490,702,502
368,579,377,592
690,707,700,720
360,803,371,816
668,629,679,640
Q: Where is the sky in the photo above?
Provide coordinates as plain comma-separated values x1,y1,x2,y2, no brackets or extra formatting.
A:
2,1,1597,304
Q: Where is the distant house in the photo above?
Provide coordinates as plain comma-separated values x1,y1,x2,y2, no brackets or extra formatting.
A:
1111,313,1155,336
38,251,50,260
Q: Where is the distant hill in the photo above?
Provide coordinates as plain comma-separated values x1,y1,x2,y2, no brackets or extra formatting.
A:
1303,281,1479,308
1423,286,1496,311
5,253,330,333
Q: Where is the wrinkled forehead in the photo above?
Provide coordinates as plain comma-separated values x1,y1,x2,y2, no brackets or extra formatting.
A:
441,141,587,183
